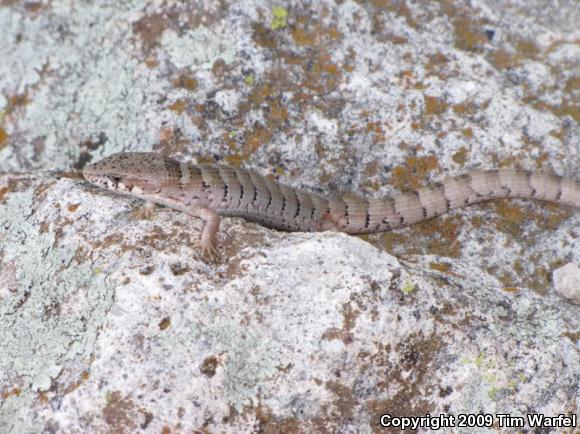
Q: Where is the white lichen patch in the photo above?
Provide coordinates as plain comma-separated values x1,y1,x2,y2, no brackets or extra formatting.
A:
0,181,115,433
214,89,241,115
160,25,236,69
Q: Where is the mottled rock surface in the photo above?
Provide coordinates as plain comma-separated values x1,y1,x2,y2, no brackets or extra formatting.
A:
1,0,578,433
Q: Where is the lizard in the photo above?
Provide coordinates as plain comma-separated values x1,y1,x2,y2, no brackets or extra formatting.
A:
83,152,580,259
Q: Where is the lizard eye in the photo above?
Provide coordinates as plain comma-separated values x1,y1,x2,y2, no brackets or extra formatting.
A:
109,175,122,183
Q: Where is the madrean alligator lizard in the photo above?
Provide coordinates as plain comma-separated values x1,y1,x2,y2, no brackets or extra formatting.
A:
83,152,580,259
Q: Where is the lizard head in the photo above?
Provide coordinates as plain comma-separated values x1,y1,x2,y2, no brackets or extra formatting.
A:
82,152,166,196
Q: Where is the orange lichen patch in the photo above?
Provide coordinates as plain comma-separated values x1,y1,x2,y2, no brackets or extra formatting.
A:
24,2,45,13
525,97,580,122
429,262,451,273
452,16,487,52
452,146,468,165
515,39,539,59
365,121,387,144
1,387,21,400
539,204,572,230
361,161,382,191
512,259,526,276
562,331,580,343
390,154,440,191
325,380,356,419
502,287,519,293
211,58,232,77
370,0,416,27
452,101,483,115
72,246,88,266
549,128,566,141
416,215,462,257
103,391,139,433
362,161,380,180
132,13,171,51
425,52,449,70
375,213,462,258
222,17,344,161
424,52,450,79
424,95,448,115
366,336,441,433
488,38,540,70
291,27,316,46
489,153,520,169
488,48,518,70
299,52,342,94
337,303,360,343
564,76,580,93
248,81,273,106
144,56,159,68
290,14,343,47
171,72,198,91
387,34,408,44
492,200,526,235
37,391,50,404
63,371,91,394
461,127,473,138
33,180,57,202
0,127,8,150
200,356,219,377
253,22,278,48
534,153,549,168
243,125,273,156
326,25,342,40
4,92,30,119
254,404,302,433
67,203,80,212
7,93,29,109
168,99,188,114
527,265,551,295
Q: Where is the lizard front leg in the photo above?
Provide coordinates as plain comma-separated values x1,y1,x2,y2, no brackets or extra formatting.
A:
188,207,220,260
132,200,156,220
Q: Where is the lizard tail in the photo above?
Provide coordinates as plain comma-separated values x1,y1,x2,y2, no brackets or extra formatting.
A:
336,170,580,235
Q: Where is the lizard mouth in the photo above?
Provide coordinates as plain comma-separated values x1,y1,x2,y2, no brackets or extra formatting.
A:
82,164,117,189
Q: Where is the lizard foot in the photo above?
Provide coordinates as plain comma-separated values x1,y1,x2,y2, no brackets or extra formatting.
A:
131,201,156,220
198,240,219,262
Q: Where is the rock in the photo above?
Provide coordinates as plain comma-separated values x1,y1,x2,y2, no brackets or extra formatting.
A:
553,263,580,305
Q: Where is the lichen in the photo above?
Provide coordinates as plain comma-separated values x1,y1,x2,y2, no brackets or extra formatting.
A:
270,6,288,31
0,187,114,432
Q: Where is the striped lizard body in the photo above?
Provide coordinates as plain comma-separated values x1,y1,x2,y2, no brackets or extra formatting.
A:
83,152,580,259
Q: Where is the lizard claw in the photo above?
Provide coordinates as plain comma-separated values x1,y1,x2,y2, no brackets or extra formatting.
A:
131,201,156,220
199,240,219,262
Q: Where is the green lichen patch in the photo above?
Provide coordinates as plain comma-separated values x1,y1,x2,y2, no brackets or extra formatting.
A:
270,6,288,31
0,186,114,431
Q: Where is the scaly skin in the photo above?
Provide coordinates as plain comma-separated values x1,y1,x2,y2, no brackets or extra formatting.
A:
83,152,580,259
